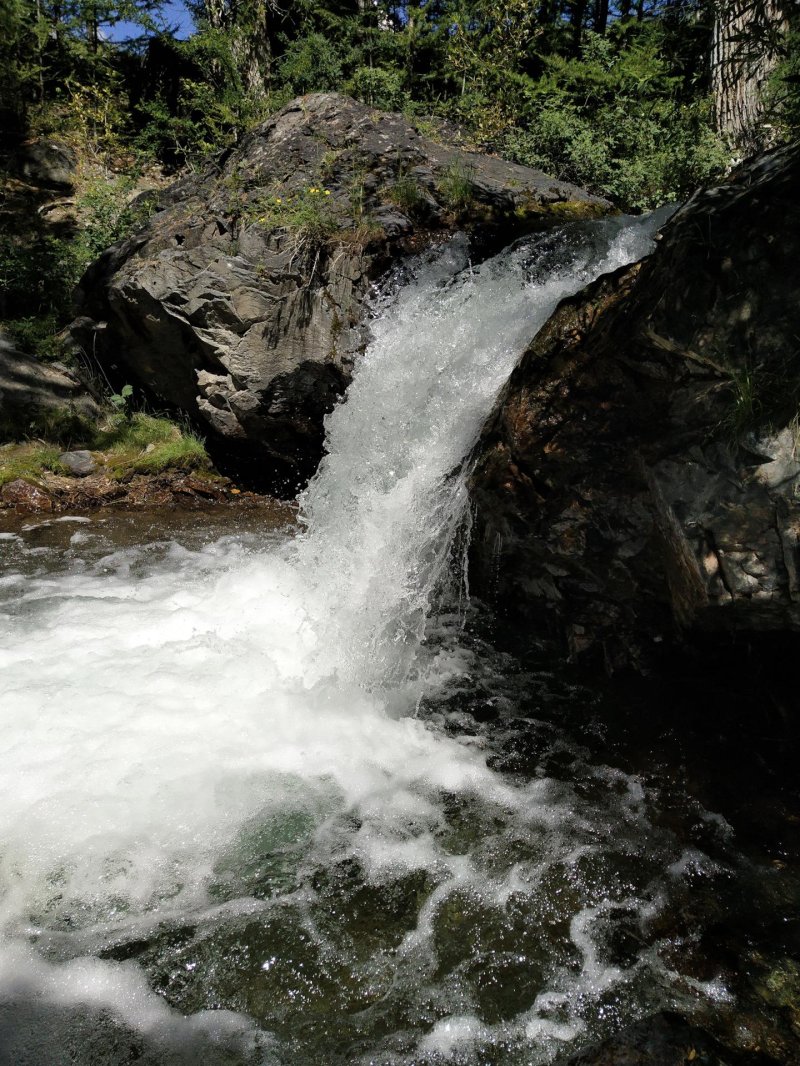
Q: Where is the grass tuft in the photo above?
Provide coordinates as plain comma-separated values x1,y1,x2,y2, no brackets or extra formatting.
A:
436,160,476,213
0,442,66,487
97,413,210,477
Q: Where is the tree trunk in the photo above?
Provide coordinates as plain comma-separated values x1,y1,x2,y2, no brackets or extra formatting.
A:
571,0,587,55
233,5,272,100
204,0,272,100
711,0,788,155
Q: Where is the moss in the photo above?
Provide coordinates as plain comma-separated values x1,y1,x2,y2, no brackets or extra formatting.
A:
513,198,611,225
0,442,66,487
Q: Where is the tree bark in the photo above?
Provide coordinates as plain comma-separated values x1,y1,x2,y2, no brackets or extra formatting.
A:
711,0,788,155
203,0,273,100
571,0,587,55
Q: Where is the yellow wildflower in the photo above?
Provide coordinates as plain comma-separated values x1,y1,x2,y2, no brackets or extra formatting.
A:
324,190,331,196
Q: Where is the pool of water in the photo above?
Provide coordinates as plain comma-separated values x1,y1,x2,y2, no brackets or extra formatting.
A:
1,512,798,1066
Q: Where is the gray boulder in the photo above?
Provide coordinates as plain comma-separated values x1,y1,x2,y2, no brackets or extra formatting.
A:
73,92,607,492
13,140,77,191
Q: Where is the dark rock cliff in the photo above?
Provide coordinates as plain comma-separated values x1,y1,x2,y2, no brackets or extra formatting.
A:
469,143,800,675
74,93,606,493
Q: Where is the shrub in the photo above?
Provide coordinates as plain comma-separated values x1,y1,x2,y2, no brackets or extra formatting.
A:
346,66,408,112
279,33,344,96
253,185,338,240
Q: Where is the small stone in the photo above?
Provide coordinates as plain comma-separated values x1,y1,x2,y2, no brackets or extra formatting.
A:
58,450,96,477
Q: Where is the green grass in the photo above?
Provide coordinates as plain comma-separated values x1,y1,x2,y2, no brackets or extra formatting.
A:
97,413,210,477
0,412,211,487
436,160,476,213
253,185,339,240
0,443,66,487
387,171,423,215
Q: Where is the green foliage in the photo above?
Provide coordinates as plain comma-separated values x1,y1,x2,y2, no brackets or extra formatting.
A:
346,66,408,112
0,413,211,484
718,344,800,443
0,443,66,487
3,315,63,360
767,29,800,142
79,180,159,257
0,402,96,449
253,185,338,239
504,96,726,210
109,383,135,420
387,171,423,215
437,160,476,213
278,33,344,96
0,177,158,357
0,229,87,324
97,413,210,476
495,26,728,210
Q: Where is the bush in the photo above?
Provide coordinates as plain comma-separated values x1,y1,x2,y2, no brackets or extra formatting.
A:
346,66,408,112
0,177,158,357
253,185,339,240
502,93,726,211
279,33,344,96
767,29,800,143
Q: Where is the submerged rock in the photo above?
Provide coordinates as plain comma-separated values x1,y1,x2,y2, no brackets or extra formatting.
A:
469,142,800,674
72,92,606,493
566,1010,777,1065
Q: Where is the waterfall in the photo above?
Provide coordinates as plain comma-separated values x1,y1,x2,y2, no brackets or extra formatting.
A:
295,211,671,686
0,210,691,1065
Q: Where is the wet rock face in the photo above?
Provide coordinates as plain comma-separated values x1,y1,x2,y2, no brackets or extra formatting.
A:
469,143,800,674
74,92,605,493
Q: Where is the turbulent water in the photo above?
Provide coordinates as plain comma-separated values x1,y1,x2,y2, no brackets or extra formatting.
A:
0,213,746,1065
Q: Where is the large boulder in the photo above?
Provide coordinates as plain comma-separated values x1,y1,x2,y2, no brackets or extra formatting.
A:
469,143,800,674
12,139,77,191
0,331,101,440
74,93,606,492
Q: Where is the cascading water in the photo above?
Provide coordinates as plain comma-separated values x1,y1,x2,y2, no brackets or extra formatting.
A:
0,211,737,1065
